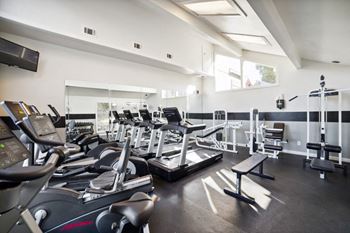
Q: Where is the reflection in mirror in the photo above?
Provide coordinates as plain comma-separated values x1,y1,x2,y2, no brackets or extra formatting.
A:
65,80,159,141
64,80,203,142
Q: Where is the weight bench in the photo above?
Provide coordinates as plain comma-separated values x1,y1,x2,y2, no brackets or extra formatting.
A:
224,153,274,204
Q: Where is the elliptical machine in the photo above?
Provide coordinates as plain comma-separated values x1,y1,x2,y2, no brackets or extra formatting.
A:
0,118,156,233
9,119,154,232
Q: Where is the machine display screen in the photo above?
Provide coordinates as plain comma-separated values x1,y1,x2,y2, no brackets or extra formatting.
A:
0,119,14,140
19,101,36,115
123,110,134,120
112,111,120,120
28,115,58,137
139,109,152,121
163,107,182,123
0,119,30,169
0,138,30,169
1,101,27,122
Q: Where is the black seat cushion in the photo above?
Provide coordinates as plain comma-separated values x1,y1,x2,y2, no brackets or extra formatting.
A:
109,192,155,227
264,144,283,151
306,142,322,151
324,144,342,153
265,123,285,140
310,158,335,172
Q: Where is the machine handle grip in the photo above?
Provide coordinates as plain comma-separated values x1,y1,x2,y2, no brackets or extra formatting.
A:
0,149,64,181
288,96,298,102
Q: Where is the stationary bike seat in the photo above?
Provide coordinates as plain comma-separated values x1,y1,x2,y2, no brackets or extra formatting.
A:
109,192,155,227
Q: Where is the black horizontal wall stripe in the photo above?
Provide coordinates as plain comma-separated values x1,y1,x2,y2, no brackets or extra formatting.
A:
186,111,350,123
65,113,96,120
5,110,347,130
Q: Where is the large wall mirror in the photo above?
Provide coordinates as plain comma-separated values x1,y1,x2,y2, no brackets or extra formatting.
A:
65,80,203,141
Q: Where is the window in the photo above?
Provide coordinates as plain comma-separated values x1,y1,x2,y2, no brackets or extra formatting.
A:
215,54,241,91
242,61,277,88
161,88,191,99
96,102,110,133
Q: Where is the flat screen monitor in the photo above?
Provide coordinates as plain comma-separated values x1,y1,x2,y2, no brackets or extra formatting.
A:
0,37,39,72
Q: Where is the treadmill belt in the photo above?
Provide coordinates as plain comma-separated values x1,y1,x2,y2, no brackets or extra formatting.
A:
153,143,183,153
154,148,220,169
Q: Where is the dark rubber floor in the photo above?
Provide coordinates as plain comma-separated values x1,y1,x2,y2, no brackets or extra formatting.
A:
149,148,350,233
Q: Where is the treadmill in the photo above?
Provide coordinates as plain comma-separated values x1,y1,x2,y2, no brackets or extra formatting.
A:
132,109,190,159
148,107,223,181
122,109,149,148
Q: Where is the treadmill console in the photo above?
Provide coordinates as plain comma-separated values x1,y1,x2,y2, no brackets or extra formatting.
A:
1,101,27,122
27,115,57,137
123,110,134,120
24,115,62,152
162,107,182,124
0,119,29,169
19,101,36,116
139,109,152,121
112,111,120,120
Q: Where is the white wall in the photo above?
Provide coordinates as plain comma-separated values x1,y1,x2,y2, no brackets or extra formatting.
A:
0,33,202,115
0,0,213,73
203,51,350,112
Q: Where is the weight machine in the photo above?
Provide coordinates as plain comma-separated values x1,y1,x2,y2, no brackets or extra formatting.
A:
246,108,286,158
196,110,242,153
290,75,347,179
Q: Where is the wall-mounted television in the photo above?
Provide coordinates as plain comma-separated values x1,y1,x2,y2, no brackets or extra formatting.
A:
0,37,39,72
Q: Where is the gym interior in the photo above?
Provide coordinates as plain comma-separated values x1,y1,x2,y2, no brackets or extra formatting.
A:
0,1,349,233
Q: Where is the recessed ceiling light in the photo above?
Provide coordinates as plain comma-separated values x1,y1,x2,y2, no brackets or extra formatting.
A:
332,60,340,64
224,33,269,45
183,0,240,15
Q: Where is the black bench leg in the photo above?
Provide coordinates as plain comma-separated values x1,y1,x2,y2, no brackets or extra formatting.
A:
224,174,255,204
250,163,275,180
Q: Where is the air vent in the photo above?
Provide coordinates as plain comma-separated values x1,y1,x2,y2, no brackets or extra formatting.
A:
133,43,141,49
166,53,172,59
83,27,96,35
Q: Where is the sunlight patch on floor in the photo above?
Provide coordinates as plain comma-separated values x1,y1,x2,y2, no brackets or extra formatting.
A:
201,177,218,214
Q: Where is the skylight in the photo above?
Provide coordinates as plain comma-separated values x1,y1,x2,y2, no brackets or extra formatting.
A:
183,0,241,15
225,33,269,45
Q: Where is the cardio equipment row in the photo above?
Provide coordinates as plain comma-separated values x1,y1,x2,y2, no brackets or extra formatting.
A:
0,100,224,233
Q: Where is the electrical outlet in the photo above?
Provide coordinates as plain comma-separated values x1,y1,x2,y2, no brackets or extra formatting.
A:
297,141,301,146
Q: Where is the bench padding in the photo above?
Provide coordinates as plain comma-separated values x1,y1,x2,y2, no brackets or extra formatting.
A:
306,142,322,151
264,144,283,151
231,154,268,175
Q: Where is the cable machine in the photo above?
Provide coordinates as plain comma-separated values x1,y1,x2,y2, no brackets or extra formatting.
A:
290,75,347,179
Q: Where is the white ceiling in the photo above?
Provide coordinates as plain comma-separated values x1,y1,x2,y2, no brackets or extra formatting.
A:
272,0,350,65
171,0,286,56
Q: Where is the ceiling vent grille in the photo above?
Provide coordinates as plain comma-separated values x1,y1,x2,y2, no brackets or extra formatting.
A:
83,27,96,35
